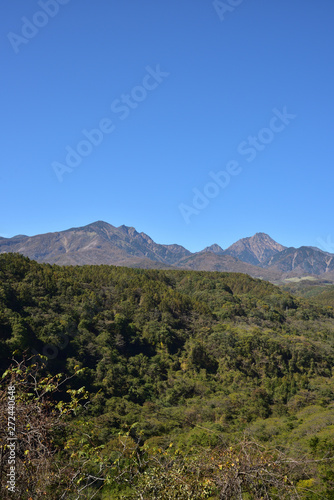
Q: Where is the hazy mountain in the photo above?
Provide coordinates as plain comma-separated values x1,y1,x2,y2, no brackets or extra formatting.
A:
223,232,286,266
200,244,224,255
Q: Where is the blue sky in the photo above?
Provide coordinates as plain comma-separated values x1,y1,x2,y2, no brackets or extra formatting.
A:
1,0,333,252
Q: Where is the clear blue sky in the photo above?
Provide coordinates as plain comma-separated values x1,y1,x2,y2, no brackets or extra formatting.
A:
1,0,333,252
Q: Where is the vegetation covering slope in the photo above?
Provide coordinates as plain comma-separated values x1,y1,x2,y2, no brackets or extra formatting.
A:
1,253,334,499
282,278,334,307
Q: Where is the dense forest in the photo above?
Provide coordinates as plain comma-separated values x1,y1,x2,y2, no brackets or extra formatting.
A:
1,253,334,499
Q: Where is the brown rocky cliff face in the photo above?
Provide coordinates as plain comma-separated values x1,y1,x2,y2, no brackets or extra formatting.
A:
223,233,286,266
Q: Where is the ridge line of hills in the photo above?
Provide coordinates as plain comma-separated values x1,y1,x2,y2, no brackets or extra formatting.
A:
1,221,334,283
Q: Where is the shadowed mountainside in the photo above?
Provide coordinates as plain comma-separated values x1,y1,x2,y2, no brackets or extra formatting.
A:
265,246,334,274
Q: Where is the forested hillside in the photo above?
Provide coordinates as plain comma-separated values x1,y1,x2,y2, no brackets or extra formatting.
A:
1,253,334,499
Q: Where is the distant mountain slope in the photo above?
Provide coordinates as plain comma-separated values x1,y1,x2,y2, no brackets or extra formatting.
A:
0,221,191,266
266,246,334,274
175,252,281,281
1,222,334,280
223,232,286,266
200,244,224,255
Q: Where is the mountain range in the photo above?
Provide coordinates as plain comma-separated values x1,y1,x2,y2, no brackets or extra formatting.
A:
1,221,334,282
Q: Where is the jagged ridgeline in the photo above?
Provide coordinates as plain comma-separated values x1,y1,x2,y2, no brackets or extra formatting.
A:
1,253,334,499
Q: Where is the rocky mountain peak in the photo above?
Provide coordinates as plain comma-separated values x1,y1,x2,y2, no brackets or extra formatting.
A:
201,244,224,255
224,233,286,266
